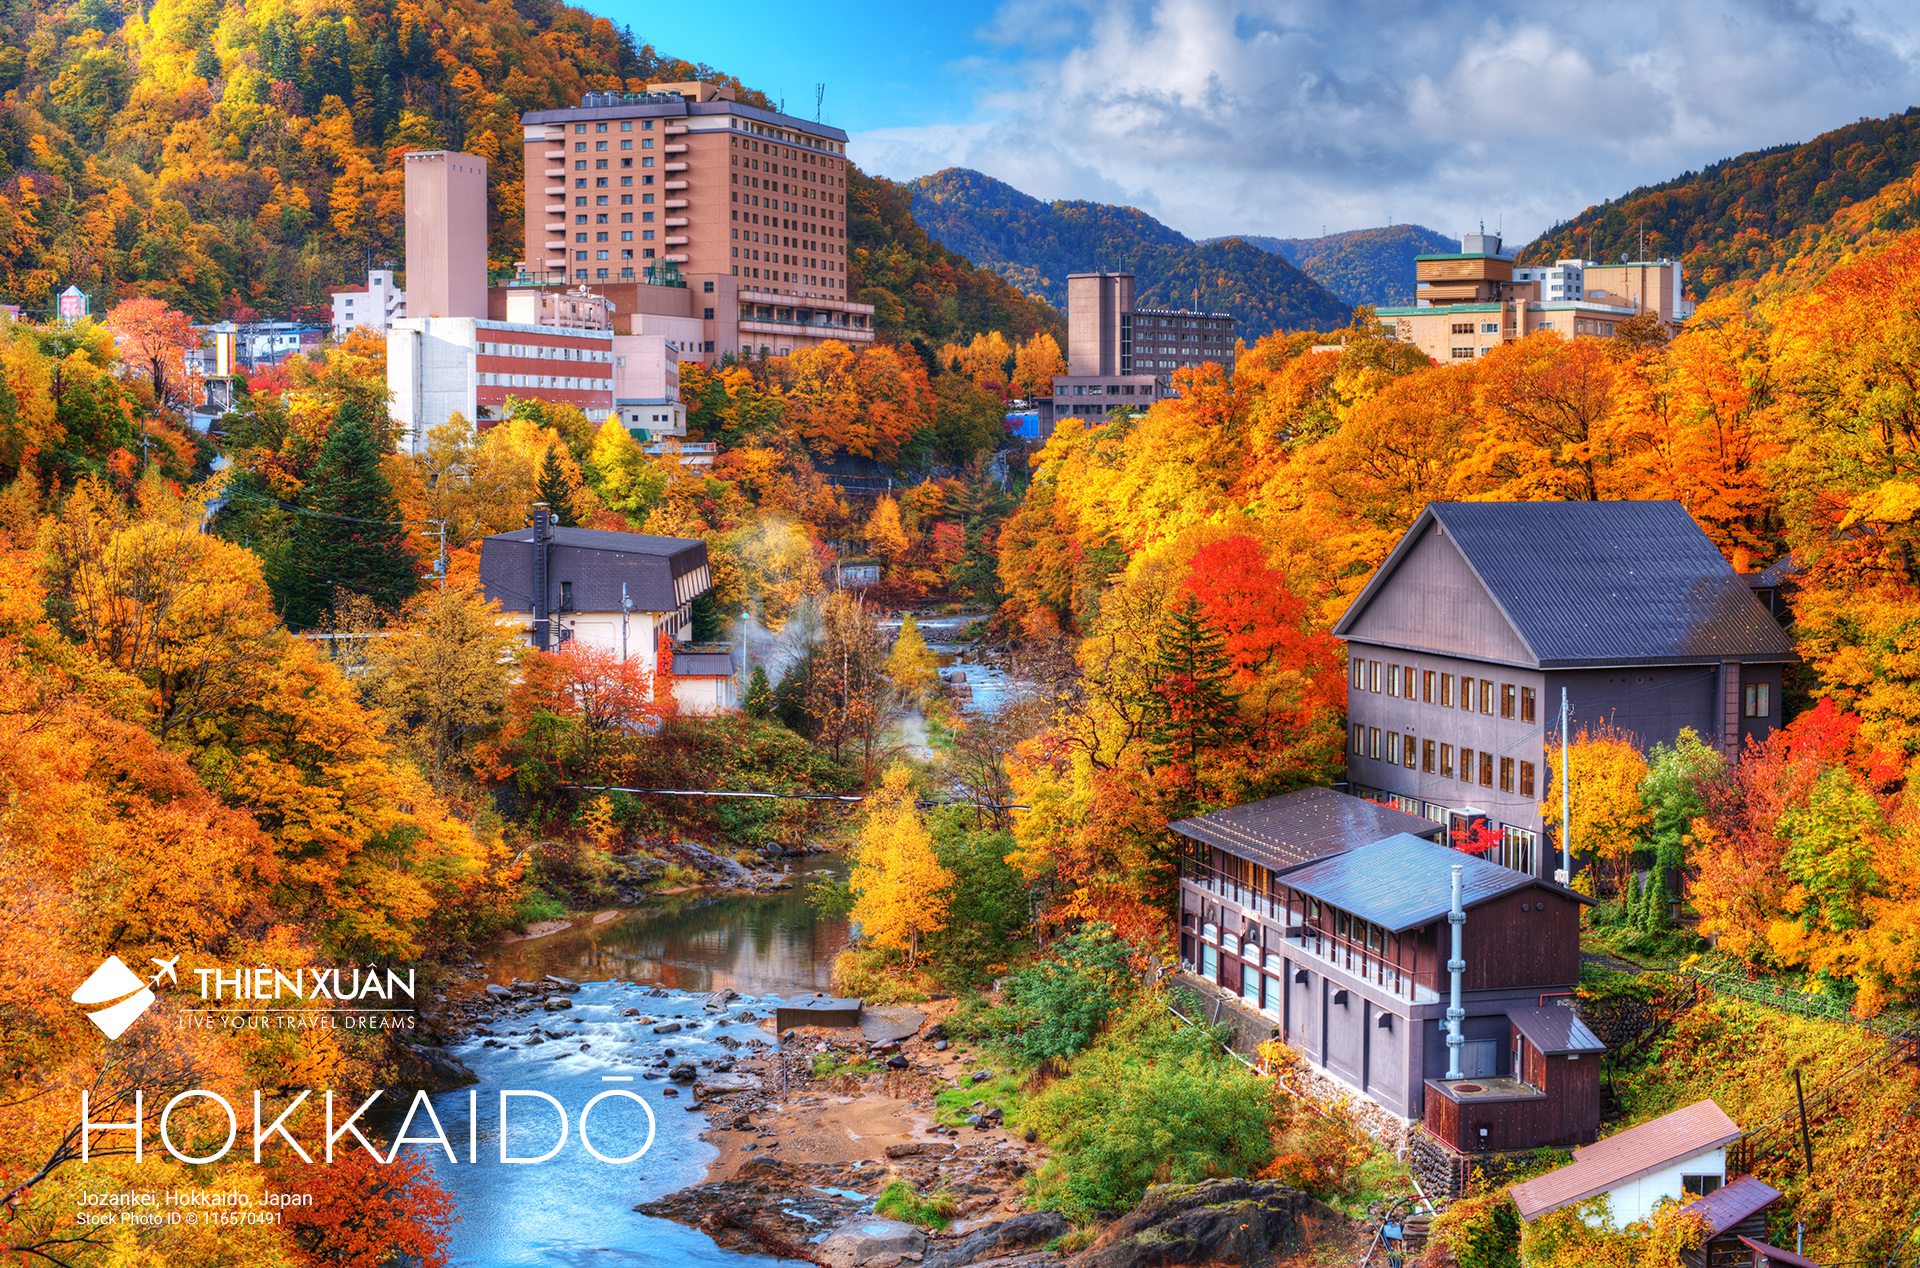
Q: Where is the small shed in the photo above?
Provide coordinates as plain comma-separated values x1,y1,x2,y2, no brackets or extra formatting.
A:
1680,1176,1783,1268
776,993,863,1030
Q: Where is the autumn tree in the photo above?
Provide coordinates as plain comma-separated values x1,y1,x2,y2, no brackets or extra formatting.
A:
886,611,938,707
281,404,418,628
370,581,522,788
849,764,954,967
1543,724,1652,900
103,296,199,413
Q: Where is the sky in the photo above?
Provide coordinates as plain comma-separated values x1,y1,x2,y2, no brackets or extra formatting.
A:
585,0,1920,246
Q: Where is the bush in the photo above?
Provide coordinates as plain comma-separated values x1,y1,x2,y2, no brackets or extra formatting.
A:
1002,923,1137,1062
874,1180,958,1230
1024,996,1274,1220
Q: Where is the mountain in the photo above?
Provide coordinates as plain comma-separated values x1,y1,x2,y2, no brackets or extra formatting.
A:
906,169,1352,340
0,0,1047,348
1220,225,1460,307
1519,107,1920,299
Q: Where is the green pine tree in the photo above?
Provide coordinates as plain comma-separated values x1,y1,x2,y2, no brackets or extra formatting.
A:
280,406,418,629
744,664,773,719
1146,594,1247,816
537,445,578,527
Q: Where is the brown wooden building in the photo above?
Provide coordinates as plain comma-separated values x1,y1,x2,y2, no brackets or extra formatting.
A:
1175,792,1595,1125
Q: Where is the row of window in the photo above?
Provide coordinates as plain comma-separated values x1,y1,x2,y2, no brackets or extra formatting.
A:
479,343,610,362
1353,659,1539,722
1352,725,1539,796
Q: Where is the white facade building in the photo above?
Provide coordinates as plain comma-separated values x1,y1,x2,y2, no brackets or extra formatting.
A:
331,270,408,340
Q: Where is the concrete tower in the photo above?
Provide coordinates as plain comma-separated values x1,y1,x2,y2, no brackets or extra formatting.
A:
404,151,489,319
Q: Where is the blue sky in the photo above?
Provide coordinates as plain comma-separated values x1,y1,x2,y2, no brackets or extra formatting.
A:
582,1,1920,245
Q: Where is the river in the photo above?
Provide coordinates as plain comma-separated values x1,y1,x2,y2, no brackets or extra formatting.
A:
414,858,849,1267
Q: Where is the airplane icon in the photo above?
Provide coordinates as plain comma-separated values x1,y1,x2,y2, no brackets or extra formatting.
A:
149,956,179,987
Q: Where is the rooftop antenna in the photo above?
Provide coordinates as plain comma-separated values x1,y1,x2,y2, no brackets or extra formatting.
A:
815,83,825,122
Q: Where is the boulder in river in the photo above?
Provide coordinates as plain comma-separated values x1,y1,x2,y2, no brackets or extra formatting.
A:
394,1043,478,1090
1067,1179,1311,1268
817,1216,927,1268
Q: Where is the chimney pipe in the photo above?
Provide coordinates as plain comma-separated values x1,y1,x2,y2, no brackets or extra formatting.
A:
1445,863,1466,1080
532,503,551,651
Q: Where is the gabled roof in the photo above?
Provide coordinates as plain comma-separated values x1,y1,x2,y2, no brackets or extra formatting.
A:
1333,502,1798,668
1683,1174,1782,1237
1168,788,1442,873
1509,1100,1742,1221
1274,834,1591,933
1509,1005,1606,1056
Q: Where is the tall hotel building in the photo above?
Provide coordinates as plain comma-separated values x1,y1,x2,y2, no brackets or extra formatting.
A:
519,81,853,306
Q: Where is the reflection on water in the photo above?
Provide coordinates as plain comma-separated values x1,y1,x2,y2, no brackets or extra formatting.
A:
482,858,849,997
421,856,849,1267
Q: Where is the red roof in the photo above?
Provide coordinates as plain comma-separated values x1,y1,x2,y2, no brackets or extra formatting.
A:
1509,1100,1741,1221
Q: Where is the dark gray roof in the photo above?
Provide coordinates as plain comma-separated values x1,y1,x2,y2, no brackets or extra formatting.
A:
1276,833,1592,932
1335,501,1798,668
1169,787,1442,872
478,527,708,616
1509,1005,1606,1055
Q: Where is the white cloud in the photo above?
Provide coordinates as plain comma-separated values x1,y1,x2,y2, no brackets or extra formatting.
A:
849,0,1920,242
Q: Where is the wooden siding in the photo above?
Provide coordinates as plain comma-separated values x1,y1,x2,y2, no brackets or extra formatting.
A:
1463,888,1581,990
1342,528,1535,665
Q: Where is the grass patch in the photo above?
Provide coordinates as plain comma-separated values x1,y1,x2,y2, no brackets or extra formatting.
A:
874,1179,958,1230
810,1052,883,1079
934,1070,1023,1125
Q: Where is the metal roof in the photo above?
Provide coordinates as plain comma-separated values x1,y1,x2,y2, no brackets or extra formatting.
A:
1169,788,1442,872
1273,834,1589,933
1334,501,1799,668
1510,1099,1742,1221
1682,1175,1782,1237
1508,1005,1607,1056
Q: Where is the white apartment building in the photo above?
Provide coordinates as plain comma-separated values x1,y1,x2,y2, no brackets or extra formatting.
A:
331,270,408,340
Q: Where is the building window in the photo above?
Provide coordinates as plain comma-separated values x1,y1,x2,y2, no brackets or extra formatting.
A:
1368,727,1381,760
1481,680,1495,714
1480,752,1494,787
1460,747,1473,782
1501,683,1516,718
1440,744,1454,778
1521,686,1537,723
1440,674,1454,708
1385,732,1401,765
1500,757,1514,792
1422,739,1436,773
1405,734,1417,769
1520,761,1535,798
1744,683,1770,718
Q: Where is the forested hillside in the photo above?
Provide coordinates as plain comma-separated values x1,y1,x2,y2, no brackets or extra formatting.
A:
0,0,1048,348
907,168,1351,338
1520,107,1920,297
1224,224,1458,307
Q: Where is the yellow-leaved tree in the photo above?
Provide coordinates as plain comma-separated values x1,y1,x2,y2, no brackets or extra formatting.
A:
849,765,954,967
1544,724,1652,900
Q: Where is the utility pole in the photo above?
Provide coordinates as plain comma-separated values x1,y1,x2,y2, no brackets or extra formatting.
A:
1558,688,1572,884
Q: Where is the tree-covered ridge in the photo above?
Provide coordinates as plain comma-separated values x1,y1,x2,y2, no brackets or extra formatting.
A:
906,168,1351,339
848,167,1063,347
1519,106,1920,297
1223,224,1459,307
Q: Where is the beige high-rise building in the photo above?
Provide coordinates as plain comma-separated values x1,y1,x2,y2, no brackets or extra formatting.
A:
404,151,489,320
515,82,870,364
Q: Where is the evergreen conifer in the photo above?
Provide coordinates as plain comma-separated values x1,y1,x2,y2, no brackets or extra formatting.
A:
537,445,578,526
280,405,417,628
745,664,773,719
